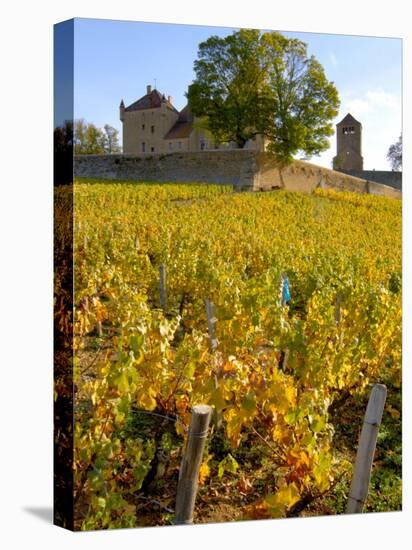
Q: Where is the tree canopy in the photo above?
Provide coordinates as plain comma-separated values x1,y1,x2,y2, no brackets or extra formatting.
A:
188,30,340,164
74,119,121,154
387,134,402,171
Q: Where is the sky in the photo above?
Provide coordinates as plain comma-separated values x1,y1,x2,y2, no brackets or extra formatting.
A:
73,18,402,170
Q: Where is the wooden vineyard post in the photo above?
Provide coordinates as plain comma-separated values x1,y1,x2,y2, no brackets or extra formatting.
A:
333,293,342,345
205,298,217,353
347,384,387,514
335,293,342,325
175,405,212,525
205,299,222,428
159,264,167,311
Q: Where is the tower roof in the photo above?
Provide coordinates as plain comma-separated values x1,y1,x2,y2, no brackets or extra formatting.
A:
125,89,178,113
337,113,361,126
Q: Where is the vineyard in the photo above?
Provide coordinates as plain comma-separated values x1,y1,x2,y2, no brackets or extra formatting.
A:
54,180,401,530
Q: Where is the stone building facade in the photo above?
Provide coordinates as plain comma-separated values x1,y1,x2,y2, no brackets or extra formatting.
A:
332,113,363,171
120,85,265,154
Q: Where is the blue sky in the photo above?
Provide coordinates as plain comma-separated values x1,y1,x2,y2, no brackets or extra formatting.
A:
73,18,402,170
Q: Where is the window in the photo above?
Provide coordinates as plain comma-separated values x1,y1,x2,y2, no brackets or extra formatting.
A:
178,142,182,150
343,126,355,135
168,142,173,151
200,141,206,151
151,125,155,133
142,124,145,131
141,142,146,153
151,146,155,152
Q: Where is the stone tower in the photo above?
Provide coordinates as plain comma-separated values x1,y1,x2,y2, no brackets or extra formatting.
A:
333,113,363,171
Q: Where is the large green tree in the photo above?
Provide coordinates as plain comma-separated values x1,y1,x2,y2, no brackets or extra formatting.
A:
188,30,340,164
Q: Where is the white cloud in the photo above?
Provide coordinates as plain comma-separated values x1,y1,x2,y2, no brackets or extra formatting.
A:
366,90,398,109
341,89,399,117
345,98,373,114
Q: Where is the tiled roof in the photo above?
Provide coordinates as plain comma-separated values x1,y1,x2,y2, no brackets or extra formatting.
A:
164,121,193,139
164,104,194,140
338,113,361,126
177,104,193,123
125,89,178,113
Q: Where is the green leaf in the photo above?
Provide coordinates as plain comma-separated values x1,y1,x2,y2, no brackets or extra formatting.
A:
97,497,106,509
218,454,239,478
311,415,326,433
115,370,129,393
241,391,257,412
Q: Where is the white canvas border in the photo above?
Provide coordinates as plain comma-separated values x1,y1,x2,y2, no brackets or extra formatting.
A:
0,1,409,549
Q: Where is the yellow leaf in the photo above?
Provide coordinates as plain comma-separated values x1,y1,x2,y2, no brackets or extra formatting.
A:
224,407,243,447
386,404,400,420
284,385,297,406
175,420,186,438
175,394,190,415
199,457,211,485
265,483,300,515
137,385,157,410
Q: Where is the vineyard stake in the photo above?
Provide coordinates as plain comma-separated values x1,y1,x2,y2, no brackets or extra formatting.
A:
280,274,291,370
159,264,167,311
335,293,342,325
175,405,212,525
347,384,387,514
205,299,217,353
205,299,222,427
333,293,342,345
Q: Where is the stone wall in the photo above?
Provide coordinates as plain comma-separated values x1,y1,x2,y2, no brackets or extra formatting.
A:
74,151,401,199
254,156,401,199
338,169,402,190
75,151,258,190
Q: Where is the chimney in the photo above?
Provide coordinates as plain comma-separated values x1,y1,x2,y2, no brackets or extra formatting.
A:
119,100,125,122
147,85,152,94
168,95,173,104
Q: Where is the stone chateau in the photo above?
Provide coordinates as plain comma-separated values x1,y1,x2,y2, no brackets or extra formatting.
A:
118,87,401,191
120,85,265,154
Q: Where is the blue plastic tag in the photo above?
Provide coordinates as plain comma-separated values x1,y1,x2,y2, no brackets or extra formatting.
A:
281,274,291,305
